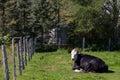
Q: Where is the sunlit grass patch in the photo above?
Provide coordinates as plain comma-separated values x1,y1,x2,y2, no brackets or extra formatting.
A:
0,49,120,80
17,50,120,80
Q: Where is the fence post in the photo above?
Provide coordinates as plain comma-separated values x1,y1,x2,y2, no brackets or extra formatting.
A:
29,38,32,60
32,37,35,56
34,37,37,53
12,38,16,80
82,37,85,51
58,38,61,49
23,37,27,66
19,37,25,70
25,37,28,61
16,42,22,76
1,44,9,80
27,38,31,62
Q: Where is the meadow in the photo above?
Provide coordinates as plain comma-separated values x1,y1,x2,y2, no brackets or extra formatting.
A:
0,49,120,80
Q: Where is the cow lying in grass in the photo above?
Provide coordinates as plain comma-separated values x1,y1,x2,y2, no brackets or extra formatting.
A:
70,49,108,73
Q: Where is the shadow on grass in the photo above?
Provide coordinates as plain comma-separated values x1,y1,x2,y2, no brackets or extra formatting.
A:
35,48,57,53
96,70,115,73
106,70,115,73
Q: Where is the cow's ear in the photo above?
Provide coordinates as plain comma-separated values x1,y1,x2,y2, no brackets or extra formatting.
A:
77,50,81,54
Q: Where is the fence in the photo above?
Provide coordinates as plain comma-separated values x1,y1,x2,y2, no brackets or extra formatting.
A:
1,36,36,80
81,37,113,51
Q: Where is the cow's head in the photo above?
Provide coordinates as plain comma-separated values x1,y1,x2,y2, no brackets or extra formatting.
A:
70,49,79,61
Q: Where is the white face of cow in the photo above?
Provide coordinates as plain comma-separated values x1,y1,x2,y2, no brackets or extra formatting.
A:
71,49,78,61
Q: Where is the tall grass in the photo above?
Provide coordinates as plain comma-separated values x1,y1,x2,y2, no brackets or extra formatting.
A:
0,49,120,80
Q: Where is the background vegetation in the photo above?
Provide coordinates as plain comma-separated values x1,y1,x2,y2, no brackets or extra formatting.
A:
0,0,120,50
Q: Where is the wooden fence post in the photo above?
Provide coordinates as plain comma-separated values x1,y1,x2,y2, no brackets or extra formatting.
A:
25,37,28,61
58,38,61,49
82,37,85,51
12,38,16,80
27,38,31,62
23,37,27,66
16,42,22,76
31,38,34,56
19,37,25,70
1,45,9,80
29,38,32,60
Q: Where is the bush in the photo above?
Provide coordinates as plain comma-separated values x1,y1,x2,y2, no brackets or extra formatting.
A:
36,44,58,52
0,34,11,45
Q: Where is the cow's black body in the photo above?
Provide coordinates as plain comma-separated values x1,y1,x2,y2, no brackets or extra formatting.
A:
72,54,108,73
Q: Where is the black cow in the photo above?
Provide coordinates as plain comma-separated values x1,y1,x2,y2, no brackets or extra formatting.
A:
70,49,108,73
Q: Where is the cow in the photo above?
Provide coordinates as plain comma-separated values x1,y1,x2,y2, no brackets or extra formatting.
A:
70,49,108,73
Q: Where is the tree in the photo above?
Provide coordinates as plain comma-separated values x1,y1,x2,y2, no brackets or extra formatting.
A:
67,0,120,50
102,0,120,49
7,0,34,36
102,0,119,32
0,0,8,36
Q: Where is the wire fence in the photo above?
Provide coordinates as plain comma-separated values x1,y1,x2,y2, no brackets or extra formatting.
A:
1,36,36,80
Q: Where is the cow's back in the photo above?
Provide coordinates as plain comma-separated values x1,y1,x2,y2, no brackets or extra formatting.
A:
78,54,108,72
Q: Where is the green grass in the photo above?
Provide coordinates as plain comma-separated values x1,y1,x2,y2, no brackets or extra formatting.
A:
0,49,120,80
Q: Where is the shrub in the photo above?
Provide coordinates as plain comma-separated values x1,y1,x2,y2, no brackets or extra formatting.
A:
36,44,58,52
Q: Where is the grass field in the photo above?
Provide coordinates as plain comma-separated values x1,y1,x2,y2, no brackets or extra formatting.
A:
0,49,120,80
